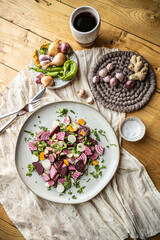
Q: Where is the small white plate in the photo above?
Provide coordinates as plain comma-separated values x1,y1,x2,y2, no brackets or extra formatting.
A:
30,50,78,90
119,116,146,142
15,101,119,204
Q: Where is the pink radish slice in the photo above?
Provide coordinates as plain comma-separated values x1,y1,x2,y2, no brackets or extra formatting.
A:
35,131,44,140
32,162,44,175
49,154,55,163
28,142,37,151
84,146,92,155
95,145,104,155
76,153,87,165
68,165,76,171
91,152,99,160
62,116,71,126
49,126,60,137
58,178,66,184
48,180,55,186
56,132,65,140
71,171,81,180
41,173,50,182
41,131,50,141
50,165,57,179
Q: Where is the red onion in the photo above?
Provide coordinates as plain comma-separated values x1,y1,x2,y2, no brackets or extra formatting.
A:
125,80,135,89
60,43,72,55
110,77,117,87
35,78,41,84
103,75,111,83
40,60,51,66
92,76,99,83
39,55,51,62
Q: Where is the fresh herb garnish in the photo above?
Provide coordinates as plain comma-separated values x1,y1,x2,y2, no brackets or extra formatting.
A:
39,121,41,124
90,165,106,178
31,151,39,157
68,190,72,195
98,129,109,142
39,126,48,132
72,195,77,199
110,144,117,147
26,164,35,176
88,158,93,165
59,193,63,196
77,186,86,194
38,116,40,118
91,128,100,141
101,158,104,163
73,180,80,188
63,175,71,190
86,178,91,182
106,145,110,149
58,108,68,117
24,130,34,137
70,110,75,114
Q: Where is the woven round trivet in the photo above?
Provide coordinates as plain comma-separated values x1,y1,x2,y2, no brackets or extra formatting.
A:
90,51,156,112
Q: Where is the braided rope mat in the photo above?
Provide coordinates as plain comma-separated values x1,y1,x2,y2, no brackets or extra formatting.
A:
89,51,156,112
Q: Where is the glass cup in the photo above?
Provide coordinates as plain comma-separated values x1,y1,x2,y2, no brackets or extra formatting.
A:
69,6,101,47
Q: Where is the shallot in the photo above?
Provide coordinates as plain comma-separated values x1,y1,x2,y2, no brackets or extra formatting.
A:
103,75,111,83
77,89,86,98
106,63,114,71
40,60,51,67
39,55,51,62
115,72,124,82
125,80,135,89
92,75,99,83
41,76,54,87
52,52,66,66
86,97,94,104
110,77,117,87
99,68,108,78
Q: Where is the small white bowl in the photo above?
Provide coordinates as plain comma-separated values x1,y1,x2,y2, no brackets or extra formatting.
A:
119,117,146,142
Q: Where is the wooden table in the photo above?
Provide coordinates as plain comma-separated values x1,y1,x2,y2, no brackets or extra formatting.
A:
0,0,160,239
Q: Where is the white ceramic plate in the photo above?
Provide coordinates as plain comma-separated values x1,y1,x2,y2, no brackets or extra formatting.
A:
15,101,119,204
30,50,78,89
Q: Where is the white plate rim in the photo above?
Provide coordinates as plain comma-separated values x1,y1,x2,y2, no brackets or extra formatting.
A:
15,101,120,204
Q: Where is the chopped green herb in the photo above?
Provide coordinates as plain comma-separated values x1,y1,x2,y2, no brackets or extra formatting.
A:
59,193,63,196
72,195,77,199
26,164,35,177
101,158,104,163
98,129,109,142
86,178,91,182
33,124,37,127
38,116,40,118
24,130,34,137
110,144,117,147
39,126,48,132
39,121,41,124
47,187,51,191
91,128,100,141
31,151,39,157
35,181,37,183
63,175,71,190
56,119,60,122
68,190,72,195
47,2,51,6
70,110,75,114
77,186,86,194
90,165,106,178
35,0,39,2
25,137,27,142
88,158,93,165
58,108,68,117
73,180,80,188
106,146,110,149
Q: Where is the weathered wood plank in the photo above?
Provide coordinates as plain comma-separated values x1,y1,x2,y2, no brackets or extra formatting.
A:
0,205,24,240
60,0,160,46
0,63,18,91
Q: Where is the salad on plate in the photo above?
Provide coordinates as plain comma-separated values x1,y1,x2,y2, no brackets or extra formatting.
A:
25,108,108,198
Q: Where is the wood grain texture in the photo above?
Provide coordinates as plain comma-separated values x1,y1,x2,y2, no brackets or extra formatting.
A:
0,0,160,239
60,0,160,46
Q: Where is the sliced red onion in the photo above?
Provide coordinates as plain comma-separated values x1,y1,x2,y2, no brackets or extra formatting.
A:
28,142,37,151
39,55,51,62
84,145,92,155
35,78,41,84
50,165,57,179
71,171,81,180
41,173,50,182
60,43,72,55
40,60,51,66
95,145,104,155
56,132,65,140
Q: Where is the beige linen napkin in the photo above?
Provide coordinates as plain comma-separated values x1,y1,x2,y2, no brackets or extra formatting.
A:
0,48,160,240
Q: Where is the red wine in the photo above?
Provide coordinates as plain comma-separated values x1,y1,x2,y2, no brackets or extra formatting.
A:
73,12,97,32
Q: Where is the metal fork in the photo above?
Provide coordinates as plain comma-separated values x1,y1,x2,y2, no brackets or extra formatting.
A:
0,100,41,134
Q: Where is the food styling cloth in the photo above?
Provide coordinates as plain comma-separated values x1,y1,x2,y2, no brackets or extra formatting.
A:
0,47,160,240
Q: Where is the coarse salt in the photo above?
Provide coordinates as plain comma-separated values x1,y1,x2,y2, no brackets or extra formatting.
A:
121,120,141,139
